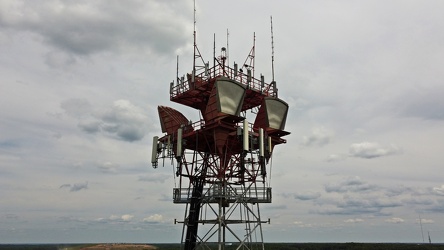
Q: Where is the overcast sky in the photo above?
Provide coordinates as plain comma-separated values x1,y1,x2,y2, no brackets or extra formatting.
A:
1,0,444,244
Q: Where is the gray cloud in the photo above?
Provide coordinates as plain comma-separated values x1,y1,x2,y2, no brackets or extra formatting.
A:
294,191,321,201
314,177,444,217
395,85,444,120
316,195,401,216
96,162,118,174
423,199,444,213
326,154,347,162
0,0,192,57
267,204,288,210
325,176,378,193
138,173,169,183
99,100,149,141
59,184,71,189
349,141,401,159
309,177,404,216
60,98,92,118
59,181,88,192
384,186,416,197
78,120,101,134
402,197,435,206
61,99,150,142
44,50,76,68
3,0,444,243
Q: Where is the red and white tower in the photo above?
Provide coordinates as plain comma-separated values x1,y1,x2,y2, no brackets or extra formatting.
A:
152,22,289,250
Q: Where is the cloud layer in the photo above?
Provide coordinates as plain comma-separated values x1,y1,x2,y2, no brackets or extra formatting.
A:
0,0,192,57
61,99,150,142
349,142,401,159
1,0,444,244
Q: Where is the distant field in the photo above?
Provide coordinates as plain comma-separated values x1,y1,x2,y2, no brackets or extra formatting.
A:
0,243,443,250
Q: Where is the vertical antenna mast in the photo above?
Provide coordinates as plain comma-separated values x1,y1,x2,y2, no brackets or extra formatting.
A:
419,214,425,243
176,55,179,83
226,29,230,66
213,33,216,69
242,33,256,79
193,0,197,76
270,15,275,82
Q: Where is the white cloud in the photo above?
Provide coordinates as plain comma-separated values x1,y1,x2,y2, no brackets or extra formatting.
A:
349,141,401,159
2,0,444,244
143,214,163,224
109,215,120,221
293,221,313,228
302,127,334,147
107,214,134,222
432,185,444,196
385,218,404,224
293,221,303,225
293,221,303,226
421,219,434,224
121,214,134,222
344,218,364,223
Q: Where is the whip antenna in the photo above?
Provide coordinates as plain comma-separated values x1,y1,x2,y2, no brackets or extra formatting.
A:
270,15,275,82
193,0,196,75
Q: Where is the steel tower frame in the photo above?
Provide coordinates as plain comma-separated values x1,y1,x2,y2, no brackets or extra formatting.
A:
152,32,289,250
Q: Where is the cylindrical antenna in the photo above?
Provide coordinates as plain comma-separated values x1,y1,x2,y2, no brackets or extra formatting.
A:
213,33,216,71
259,128,264,157
151,136,159,167
270,15,275,82
193,0,196,32
261,74,265,92
243,120,249,152
167,135,171,154
234,62,238,77
268,136,272,155
176,128,183,159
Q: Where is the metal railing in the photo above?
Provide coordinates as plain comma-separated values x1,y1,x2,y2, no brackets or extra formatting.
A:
170,63,277,99
173,186,272,204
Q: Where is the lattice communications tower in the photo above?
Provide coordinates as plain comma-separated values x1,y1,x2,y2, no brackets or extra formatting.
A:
151,24,289,250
